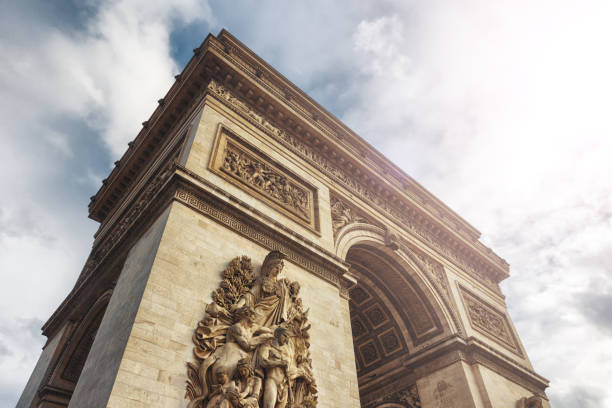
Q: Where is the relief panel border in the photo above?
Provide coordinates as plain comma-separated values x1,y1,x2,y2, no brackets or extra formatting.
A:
173,176,344,288
458,284,523,356
209,124,320,233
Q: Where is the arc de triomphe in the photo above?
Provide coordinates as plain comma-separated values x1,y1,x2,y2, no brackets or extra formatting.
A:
18,30,549,408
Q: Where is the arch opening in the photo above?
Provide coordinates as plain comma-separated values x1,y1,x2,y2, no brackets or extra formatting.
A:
34,291,111,407
346,244,448,407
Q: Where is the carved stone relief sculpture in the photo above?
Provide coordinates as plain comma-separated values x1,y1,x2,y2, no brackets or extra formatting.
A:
459,285,522,355
209,127,318,232
330,195,369,240
364,384,421,408
222,144,310,220
187,251,318,408
384,228,400,251
206,80,507,291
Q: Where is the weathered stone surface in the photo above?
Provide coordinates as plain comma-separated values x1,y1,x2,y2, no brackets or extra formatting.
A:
19,29,549,408
98,202,359,408
16,326,66,408
69,207,171,408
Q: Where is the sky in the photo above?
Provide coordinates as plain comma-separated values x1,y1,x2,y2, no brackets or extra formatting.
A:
0,0,611,406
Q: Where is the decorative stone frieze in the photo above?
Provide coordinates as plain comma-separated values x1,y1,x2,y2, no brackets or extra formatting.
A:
207,81,505,291
173,183,343,287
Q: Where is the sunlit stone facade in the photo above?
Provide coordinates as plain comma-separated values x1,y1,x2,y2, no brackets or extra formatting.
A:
17,30,549,408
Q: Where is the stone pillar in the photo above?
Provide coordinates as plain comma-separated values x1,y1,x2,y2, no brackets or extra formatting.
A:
68,207,171,407
416,360,484,408
16,326,67,408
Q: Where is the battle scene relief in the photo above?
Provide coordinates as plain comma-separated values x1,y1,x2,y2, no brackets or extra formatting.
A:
186,251,317,408
209,127,318,232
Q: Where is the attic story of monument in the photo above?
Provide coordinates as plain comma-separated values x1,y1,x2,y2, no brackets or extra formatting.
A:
17,30,550,408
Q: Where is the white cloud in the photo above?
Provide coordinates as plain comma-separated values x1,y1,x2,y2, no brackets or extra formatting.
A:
345,2,612,406
2,1,611,407
0,203,90,405
44,130,74,158
0,0,213,404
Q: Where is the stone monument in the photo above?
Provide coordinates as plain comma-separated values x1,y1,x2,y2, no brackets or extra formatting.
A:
17,30,550,408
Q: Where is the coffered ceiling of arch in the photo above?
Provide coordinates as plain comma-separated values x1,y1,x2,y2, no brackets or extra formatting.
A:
348,245,448,379
349,281,408,377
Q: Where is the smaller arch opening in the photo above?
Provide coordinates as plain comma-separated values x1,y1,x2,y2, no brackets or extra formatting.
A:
35,291,111,407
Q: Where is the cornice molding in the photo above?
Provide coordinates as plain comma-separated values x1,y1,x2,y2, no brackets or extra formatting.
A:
45,164,350,338
207,81,508,284
212,31,477,238
176,164,347,270
88,29,510,284
173,175,347,287
209,32,508,271
403,336,549,398
87,34,216,222
356,335,548,402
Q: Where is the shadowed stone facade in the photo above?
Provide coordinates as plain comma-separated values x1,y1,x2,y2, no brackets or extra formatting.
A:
18,30,549,408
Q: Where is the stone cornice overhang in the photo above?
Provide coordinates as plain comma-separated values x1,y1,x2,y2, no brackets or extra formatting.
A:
88,29,509,283
359,335,550,400
87,33,219,224
44,168,349,339
173,166,350,285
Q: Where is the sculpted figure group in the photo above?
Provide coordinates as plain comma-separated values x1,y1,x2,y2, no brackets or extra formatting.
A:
187,251,317,408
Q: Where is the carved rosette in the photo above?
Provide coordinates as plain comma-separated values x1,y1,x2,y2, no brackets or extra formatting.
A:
186,252,318,408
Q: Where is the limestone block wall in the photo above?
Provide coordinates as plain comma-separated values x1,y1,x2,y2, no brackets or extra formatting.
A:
96,201,359,408
417,361,485,408
68,207,172,407
474,364,551,408
416,360,550,408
